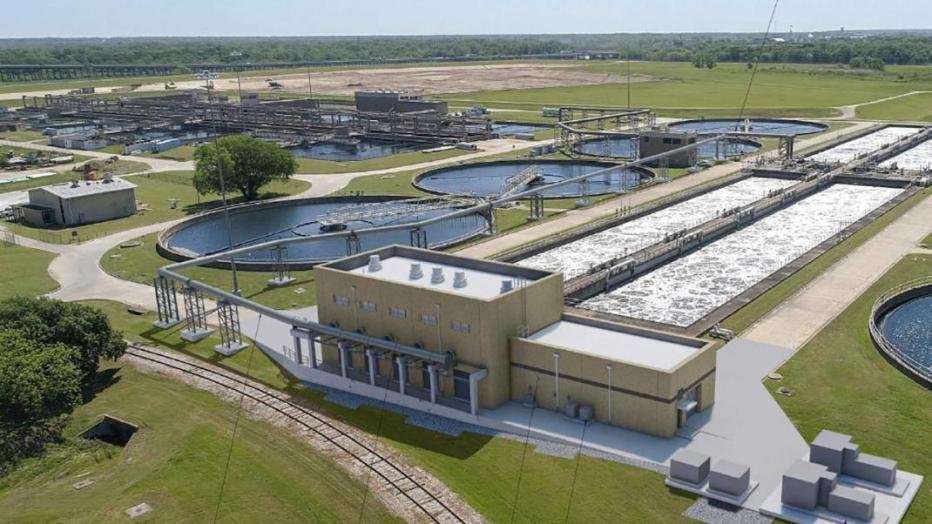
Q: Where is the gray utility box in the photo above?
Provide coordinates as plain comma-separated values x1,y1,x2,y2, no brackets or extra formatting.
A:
709,460,750,496
669,449,710,485
810,430,898,486
828,485,875,521
782,460,837,510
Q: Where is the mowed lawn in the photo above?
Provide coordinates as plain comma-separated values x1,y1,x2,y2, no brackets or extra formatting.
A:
0,355,400,522
294,147,469,174
767,254,932,523
857,91,932,121
441,61,932,118
85,300,698,523
101,233,317,311
2,171,310,244
0,243,58,299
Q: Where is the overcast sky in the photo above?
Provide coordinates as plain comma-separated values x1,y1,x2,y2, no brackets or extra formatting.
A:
4,0,930,38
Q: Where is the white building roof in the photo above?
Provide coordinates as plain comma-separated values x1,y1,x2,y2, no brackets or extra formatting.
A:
348,254,536,300
38,177,137,199
526,319,700,371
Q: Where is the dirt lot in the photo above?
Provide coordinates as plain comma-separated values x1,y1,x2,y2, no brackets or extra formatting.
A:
1,62,653,100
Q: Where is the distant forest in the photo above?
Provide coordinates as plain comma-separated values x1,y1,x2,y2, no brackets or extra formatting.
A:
0,32,931,66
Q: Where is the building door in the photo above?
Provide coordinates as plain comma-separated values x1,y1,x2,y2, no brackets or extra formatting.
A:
453,370,470,401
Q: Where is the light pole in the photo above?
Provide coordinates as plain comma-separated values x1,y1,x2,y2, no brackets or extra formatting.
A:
195,69,240,295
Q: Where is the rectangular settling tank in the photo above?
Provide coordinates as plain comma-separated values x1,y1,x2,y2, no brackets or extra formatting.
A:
809,126,922,164
519,177,796,279
581,183,903,327
880,139,932,171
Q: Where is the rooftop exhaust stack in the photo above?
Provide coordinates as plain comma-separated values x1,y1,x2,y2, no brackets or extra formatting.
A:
453,271,467,288
408,263,423,280
500,280,514,293
367,254,382,272
430,267,445,284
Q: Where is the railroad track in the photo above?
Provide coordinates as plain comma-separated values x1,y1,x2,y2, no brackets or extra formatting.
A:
124,344,468,524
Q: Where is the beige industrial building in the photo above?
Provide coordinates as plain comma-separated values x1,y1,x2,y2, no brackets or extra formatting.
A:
639,129,699,168
312,245,715,437
13,177,137,227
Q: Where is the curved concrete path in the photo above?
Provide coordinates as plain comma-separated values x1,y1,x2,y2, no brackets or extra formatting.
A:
8,220,180,310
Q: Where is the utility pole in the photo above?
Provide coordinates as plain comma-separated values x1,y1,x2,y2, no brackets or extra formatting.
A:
306,63,313,99
626,47,631,109
196,69,240,295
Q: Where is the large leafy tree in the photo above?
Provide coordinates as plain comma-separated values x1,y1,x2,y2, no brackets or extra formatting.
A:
193,135,297,201
0,297,126,385
0,330,81,424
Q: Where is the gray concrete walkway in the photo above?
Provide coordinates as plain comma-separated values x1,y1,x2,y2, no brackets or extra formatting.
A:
743,192,932,350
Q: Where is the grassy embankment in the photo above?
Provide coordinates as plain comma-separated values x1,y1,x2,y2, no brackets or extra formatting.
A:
0,300,400,522
0,243,58,299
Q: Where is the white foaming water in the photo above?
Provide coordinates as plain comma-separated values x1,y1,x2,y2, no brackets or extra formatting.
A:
582,184,903,327
880,139,932,171
519,177,795,279
810,126,922,164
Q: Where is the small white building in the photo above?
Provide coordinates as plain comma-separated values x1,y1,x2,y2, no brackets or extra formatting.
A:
14,177,137,227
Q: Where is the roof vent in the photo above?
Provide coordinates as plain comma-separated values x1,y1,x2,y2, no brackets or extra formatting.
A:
453,271,468,288
500,280,514,294
367,254,382,272
408,263,423,280
430,267,445,284
70,179,80,188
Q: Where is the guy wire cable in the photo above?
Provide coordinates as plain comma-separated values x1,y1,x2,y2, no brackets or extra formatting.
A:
735,0,781,131
212,312,262,522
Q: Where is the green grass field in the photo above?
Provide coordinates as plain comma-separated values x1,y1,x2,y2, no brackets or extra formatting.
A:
140,145,197,162
441,61,932,119
82,300,698,523
101,233,316,310
295,147,469,174
0,243,58,300
3,171,310,244
766,253,932,523
857,91,932,121
0,130,45,141
0,310,399,522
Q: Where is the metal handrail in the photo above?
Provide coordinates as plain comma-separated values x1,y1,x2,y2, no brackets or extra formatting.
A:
868,277,932,385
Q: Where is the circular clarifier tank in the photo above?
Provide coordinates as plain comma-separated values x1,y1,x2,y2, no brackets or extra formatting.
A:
158,196,488,268
874,285,932,383
667,118,827,136
413,160,652,198
572,135,761,160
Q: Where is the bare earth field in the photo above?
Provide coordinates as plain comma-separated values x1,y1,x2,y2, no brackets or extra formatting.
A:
0,62,653,100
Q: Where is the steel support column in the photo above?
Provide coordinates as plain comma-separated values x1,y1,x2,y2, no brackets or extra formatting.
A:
215,299,248,355
153,276,181,328
180,286,212,342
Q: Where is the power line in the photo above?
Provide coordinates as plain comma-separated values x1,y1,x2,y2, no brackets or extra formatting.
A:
212,314,262,522
508,376,539,523
735,0,781,130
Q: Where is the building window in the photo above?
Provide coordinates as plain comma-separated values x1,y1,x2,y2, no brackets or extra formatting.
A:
450,320,471,333
388,307,407,319
360,301,377,312
332,294,350,306
418,313,437,326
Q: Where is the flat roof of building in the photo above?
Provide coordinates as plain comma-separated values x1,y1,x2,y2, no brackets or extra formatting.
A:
36,177,137,199
349,254,532,300
526,318,702,371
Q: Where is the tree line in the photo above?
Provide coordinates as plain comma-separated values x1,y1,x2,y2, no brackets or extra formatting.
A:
0,33,930,67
